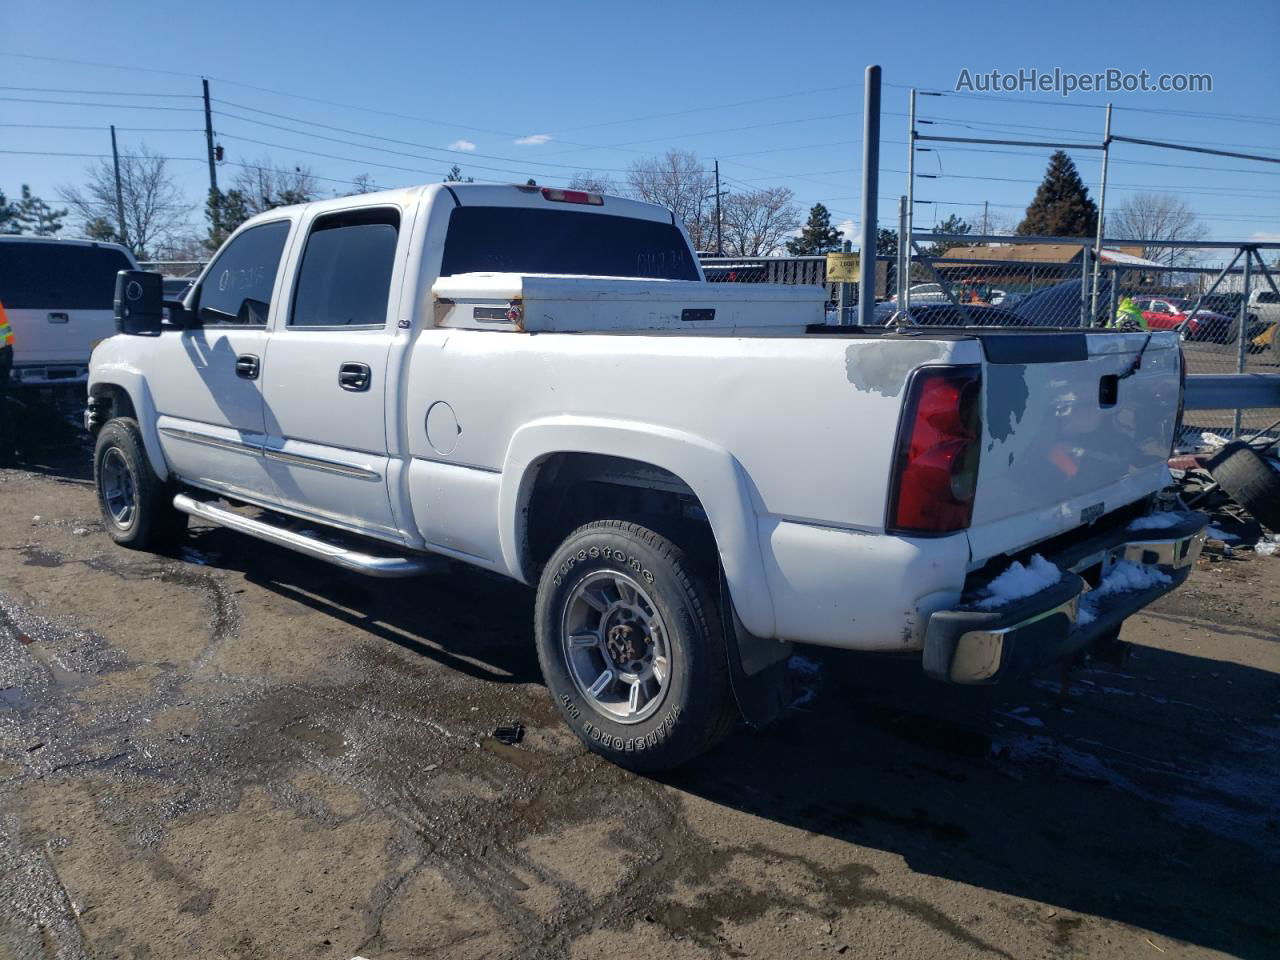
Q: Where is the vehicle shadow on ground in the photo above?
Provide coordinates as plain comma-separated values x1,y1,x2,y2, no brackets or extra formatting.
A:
181,523,544,685
169,525,1277,957
665,648,1280,959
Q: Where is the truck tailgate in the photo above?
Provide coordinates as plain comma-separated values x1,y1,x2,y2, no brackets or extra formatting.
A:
967,331,1180,562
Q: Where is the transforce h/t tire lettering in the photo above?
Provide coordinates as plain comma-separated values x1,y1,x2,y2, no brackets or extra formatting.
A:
534,520,739,772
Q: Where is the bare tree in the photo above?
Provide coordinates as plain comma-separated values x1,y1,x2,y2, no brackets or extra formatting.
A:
59,144,191,259
568,171,617,195
231,157,320,214
719,187,800,257
625,150,714,250
1109,192,1206,268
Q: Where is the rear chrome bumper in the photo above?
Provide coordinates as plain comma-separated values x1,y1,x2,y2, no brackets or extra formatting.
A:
12,364,89,387
924,512,1207,684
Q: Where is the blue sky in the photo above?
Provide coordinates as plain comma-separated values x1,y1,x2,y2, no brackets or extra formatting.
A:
2,0,1278,248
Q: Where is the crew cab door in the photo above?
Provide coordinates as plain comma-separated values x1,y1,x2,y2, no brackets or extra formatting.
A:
147,219,293,502
260,204,405,542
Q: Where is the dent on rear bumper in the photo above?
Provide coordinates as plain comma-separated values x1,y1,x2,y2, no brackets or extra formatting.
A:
758,516,969,651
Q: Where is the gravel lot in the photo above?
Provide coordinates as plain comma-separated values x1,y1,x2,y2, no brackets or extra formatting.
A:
1,447,1278,960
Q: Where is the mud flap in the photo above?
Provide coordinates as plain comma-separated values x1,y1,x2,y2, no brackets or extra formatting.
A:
720,573,793,729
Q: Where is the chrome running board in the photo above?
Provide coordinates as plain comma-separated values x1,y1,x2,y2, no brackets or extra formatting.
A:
172,494,442,578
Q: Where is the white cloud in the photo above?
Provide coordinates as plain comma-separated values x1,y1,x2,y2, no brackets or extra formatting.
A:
448,139,476,152
836,219,855,242
1248,231,1280,244
515,133,552,146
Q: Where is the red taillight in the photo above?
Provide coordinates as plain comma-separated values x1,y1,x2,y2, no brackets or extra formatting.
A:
541,187,604,205
888,366,982,535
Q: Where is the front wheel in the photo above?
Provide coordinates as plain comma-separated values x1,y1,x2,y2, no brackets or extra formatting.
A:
534,520,739,771
94,418,187,550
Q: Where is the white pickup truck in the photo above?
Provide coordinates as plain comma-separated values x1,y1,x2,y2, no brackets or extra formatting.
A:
87,183,1205,770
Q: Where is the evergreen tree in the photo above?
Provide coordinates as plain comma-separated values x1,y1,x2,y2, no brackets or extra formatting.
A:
85,217,120,243
14,184,66,236
1017,151,1098,237
930,213,971,256
205,188,252,252
0,190,18,234
786,203,843,255
445,165,474,183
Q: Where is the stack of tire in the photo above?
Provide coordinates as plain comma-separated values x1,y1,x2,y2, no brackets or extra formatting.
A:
1207,441,1280,532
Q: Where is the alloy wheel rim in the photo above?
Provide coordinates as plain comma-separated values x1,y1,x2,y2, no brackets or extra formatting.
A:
561,570,671,724
101,448,137,530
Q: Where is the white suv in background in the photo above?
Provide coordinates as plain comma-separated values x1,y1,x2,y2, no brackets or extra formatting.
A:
0,236,138,391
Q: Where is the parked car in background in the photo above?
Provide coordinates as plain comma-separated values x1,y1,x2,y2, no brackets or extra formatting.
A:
0,236,138,391
874,302,1025,326
889,282,1009,306
1132,297,1236,342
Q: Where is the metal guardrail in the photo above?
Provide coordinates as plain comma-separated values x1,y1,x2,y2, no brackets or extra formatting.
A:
1184,374,1280,411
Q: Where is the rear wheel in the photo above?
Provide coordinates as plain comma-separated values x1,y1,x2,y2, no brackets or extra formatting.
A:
534,520,738,771
94,418,187,550
1207,440,1280,533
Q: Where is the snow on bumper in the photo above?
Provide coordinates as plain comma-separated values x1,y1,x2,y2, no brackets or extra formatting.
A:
923,511,1207,684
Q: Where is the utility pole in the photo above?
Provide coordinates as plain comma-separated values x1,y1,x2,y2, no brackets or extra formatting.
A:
1089,102,1113,327
981,200,989,235
202,78,219,233
713,159,723,255
857,64,881,325
109,125,128,248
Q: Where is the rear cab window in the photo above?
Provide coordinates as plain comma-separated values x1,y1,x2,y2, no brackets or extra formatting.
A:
0,242,132,310
440,207,698,281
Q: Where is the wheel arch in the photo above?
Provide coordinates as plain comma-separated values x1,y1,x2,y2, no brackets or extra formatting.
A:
500,416,777,639
87,374,170,482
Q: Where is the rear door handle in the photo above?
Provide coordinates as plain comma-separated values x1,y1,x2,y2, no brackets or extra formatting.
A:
47,312,69,324
339,362,371,392
235,354,260,380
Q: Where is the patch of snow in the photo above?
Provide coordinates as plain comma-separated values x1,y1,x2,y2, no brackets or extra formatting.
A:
1078,560,1172,625
1199,431,1229,450
1127,511,1191,531
975,554,1061,610
1255,538,1278,556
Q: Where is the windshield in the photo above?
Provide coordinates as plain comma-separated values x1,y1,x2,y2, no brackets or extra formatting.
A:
0,242,133,310
440,207,699,281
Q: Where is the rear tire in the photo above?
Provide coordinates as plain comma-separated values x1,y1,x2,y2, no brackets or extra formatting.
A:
94,418,187,550
1207,440,1280,533
534,520,739,772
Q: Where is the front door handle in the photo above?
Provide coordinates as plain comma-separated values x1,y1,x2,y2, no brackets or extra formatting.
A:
235,354,260,380
339,362,371,392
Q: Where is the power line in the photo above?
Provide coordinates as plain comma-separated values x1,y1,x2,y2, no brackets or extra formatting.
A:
212,101,637,173
0,95,200,112
0,85,196,98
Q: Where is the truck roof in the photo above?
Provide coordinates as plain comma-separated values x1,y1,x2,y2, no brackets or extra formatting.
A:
0,235,135,260
236,181,676,232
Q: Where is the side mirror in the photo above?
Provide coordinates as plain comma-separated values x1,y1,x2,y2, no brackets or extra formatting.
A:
114,270,164,336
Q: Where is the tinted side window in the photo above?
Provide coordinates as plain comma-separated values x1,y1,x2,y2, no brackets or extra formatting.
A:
290,209,399,328
197,220,290,325
0,242,132,310
1258,291,1279,304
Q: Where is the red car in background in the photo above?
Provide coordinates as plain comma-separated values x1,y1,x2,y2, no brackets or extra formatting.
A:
1132,297,1236,342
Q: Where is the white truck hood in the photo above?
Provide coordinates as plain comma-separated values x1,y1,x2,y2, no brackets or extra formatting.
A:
432,273,826,332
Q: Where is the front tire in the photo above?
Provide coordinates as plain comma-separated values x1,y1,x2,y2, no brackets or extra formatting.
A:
534,520,738,772
94,418,187,550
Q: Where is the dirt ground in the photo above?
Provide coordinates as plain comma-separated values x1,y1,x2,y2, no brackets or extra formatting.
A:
1,446,1277,960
